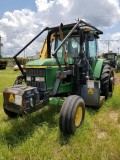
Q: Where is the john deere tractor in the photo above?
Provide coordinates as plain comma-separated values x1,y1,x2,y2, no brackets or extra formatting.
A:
3,20,114,135
103,52,120,72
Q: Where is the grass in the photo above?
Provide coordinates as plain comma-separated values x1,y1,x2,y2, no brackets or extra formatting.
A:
0,68,120,160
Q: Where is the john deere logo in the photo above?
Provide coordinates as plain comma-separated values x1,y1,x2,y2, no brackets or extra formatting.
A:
9,94,15,103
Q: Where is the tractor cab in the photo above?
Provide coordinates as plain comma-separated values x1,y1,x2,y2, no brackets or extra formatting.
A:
40,23,100,61
36,22,101,83
51,30,98,58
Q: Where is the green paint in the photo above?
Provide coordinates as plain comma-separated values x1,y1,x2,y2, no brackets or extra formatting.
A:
25,57,74,95
46,68,60,90
94,58,105,79
26,58,74,66
46,67,73,94
58,82,73,93
26,58,64,66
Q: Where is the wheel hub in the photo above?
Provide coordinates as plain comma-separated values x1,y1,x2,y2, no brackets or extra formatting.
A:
75,106,82,127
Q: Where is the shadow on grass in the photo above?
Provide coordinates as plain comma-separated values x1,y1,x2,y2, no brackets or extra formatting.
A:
86,106,100,115
2,101,105,148
2,104,61,148
58,134,71,145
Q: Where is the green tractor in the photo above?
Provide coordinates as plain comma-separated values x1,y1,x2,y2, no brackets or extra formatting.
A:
3,20,114,135
103,52,120,72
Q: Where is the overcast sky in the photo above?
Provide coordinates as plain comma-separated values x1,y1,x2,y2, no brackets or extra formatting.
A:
0,0,120,57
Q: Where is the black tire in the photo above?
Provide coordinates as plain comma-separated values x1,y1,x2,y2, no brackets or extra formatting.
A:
109,69,114,94
59,95,85,135
13,75,25,85
4,108,18,118
101,64,114,99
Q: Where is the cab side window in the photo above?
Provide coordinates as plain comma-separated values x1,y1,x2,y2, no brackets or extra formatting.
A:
89,39,97,57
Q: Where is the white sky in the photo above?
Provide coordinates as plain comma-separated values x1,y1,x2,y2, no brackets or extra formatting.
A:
0,0,120,57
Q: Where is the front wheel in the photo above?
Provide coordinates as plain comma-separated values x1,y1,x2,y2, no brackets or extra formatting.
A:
59,95,85,135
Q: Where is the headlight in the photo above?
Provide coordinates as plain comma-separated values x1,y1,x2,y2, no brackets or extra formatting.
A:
26,76,31,81
35,77,45,82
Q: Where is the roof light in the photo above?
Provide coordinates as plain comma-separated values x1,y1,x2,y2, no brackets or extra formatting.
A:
84,27,91,32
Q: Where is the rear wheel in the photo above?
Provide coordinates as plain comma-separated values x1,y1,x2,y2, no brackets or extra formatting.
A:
59,95,85,135
109,70,114,92
101,64,114,99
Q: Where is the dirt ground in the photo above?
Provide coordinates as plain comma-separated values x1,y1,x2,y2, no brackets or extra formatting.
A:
115,75,120,85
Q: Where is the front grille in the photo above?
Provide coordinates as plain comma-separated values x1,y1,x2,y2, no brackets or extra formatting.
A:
26,68,45,77
26,68,46,91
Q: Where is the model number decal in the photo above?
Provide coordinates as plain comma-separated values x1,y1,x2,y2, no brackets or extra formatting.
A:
87,80,94,88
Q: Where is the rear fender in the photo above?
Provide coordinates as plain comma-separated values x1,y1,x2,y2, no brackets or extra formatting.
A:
94,59,105,79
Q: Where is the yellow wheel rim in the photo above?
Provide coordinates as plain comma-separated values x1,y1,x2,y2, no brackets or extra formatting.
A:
75,106,83,127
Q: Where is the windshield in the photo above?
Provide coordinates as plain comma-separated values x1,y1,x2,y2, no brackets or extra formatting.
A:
50,33,97,58
54,36,85,57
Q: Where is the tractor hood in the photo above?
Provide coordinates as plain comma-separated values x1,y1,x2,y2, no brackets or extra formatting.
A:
25,58,74,67
25,58,64,67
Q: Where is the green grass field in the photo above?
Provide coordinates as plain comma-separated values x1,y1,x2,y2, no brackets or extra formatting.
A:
0,68,120,160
